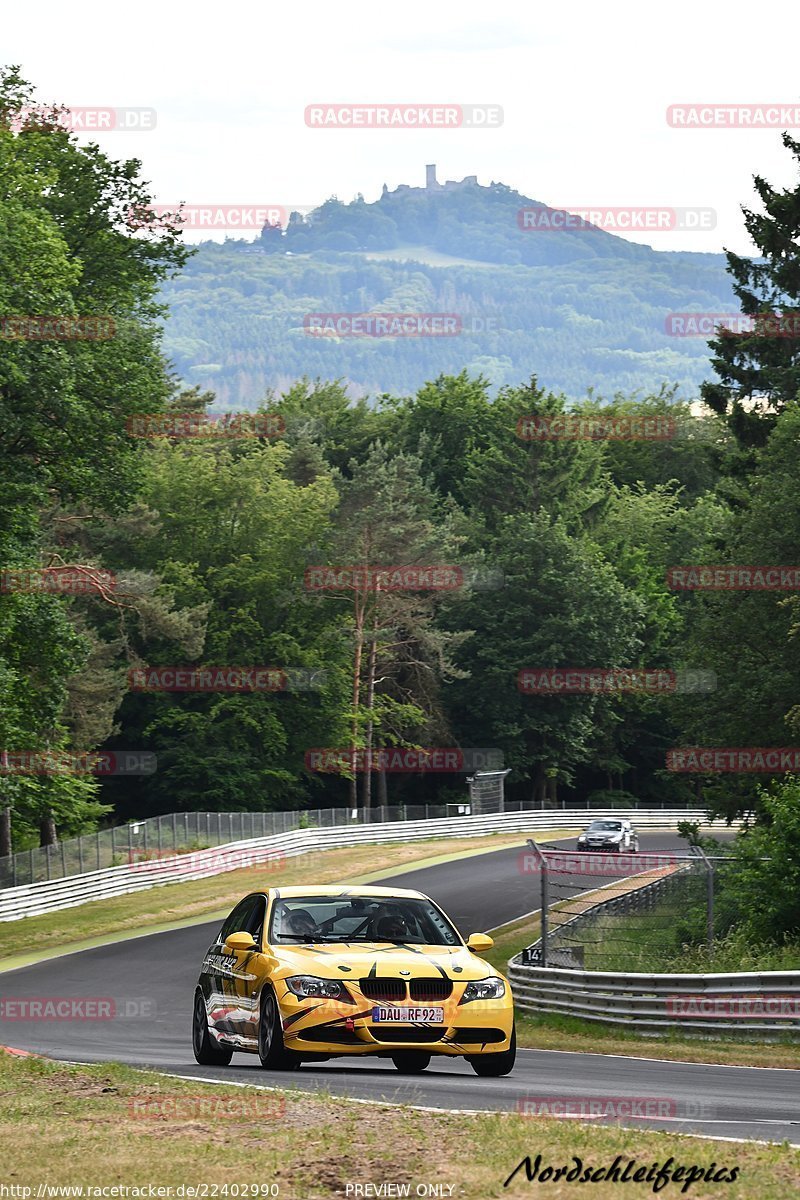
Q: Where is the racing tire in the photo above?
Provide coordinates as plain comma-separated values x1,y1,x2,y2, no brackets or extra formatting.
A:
467,1025,516,1077
192,989,233,1066
391,1052,431,1074
258,988,301,1070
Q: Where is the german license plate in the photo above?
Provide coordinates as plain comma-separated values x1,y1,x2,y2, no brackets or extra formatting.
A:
372,1005,444,1023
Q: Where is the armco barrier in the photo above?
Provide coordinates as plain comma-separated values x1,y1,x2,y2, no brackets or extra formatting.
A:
0,808,727,922
0,799,708,889
507,960,800,1039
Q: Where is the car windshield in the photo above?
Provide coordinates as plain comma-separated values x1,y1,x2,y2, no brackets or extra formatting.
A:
588,821,623,832
268,895,462,946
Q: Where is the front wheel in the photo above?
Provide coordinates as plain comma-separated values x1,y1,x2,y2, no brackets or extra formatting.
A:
258,989,301,1070
391,1052,431,1074
192,990,233,1066
468,1025,516,1077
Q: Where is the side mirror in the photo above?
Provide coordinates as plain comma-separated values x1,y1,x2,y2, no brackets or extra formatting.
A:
225,931,257,953
466,933,494,953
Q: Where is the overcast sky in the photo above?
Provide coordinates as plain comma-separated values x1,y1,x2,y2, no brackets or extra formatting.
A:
5,0,800,252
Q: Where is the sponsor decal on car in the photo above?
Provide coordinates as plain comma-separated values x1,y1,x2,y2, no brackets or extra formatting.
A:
202,953,238,976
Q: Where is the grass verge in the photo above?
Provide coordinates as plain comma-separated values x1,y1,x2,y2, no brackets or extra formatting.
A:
1,1052,797,1199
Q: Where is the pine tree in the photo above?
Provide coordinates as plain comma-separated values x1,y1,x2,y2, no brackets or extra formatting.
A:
702,133,800,446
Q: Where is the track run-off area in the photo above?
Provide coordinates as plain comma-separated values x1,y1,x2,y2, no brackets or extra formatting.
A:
2,830,797,1145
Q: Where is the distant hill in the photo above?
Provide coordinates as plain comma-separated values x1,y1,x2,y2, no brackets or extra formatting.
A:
160,173,736,403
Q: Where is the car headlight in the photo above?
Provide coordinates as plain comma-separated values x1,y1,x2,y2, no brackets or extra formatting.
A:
577,836,586,843
285,975,349,1000
461,977,506,1003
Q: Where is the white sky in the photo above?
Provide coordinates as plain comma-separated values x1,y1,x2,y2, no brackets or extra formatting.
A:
5,0,800,252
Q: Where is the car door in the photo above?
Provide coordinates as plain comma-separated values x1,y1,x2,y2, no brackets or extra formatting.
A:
221,893,267,1047
201,898,252,1041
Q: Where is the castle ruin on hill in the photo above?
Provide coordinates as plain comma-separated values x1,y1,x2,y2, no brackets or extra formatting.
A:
382,164,479,198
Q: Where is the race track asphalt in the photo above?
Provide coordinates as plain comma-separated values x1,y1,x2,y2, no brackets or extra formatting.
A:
2,830,797,1145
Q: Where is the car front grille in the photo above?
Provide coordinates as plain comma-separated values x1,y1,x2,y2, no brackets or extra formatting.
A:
409,978,452,1001
359,978,407,1001
370,1026,448,1043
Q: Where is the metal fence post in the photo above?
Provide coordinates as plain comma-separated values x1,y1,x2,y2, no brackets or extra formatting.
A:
78,836,83,874
526,838,549,968
172,811,177,851
693,844,715,954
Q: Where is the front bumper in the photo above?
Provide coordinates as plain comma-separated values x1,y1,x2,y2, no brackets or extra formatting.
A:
279,994,514,1056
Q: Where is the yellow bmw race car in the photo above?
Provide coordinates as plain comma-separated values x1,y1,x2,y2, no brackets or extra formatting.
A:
192,884,515,1076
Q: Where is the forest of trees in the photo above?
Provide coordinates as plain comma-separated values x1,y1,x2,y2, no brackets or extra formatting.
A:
3,67,800,866
161,192,735,403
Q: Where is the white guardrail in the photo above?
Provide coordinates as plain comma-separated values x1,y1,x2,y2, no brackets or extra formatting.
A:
507,962,800,1039
0,808,726,922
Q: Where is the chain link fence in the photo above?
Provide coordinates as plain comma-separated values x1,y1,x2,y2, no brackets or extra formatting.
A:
521,843,740,972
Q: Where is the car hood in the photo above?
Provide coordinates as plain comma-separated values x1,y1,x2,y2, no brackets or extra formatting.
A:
268,942,500,981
